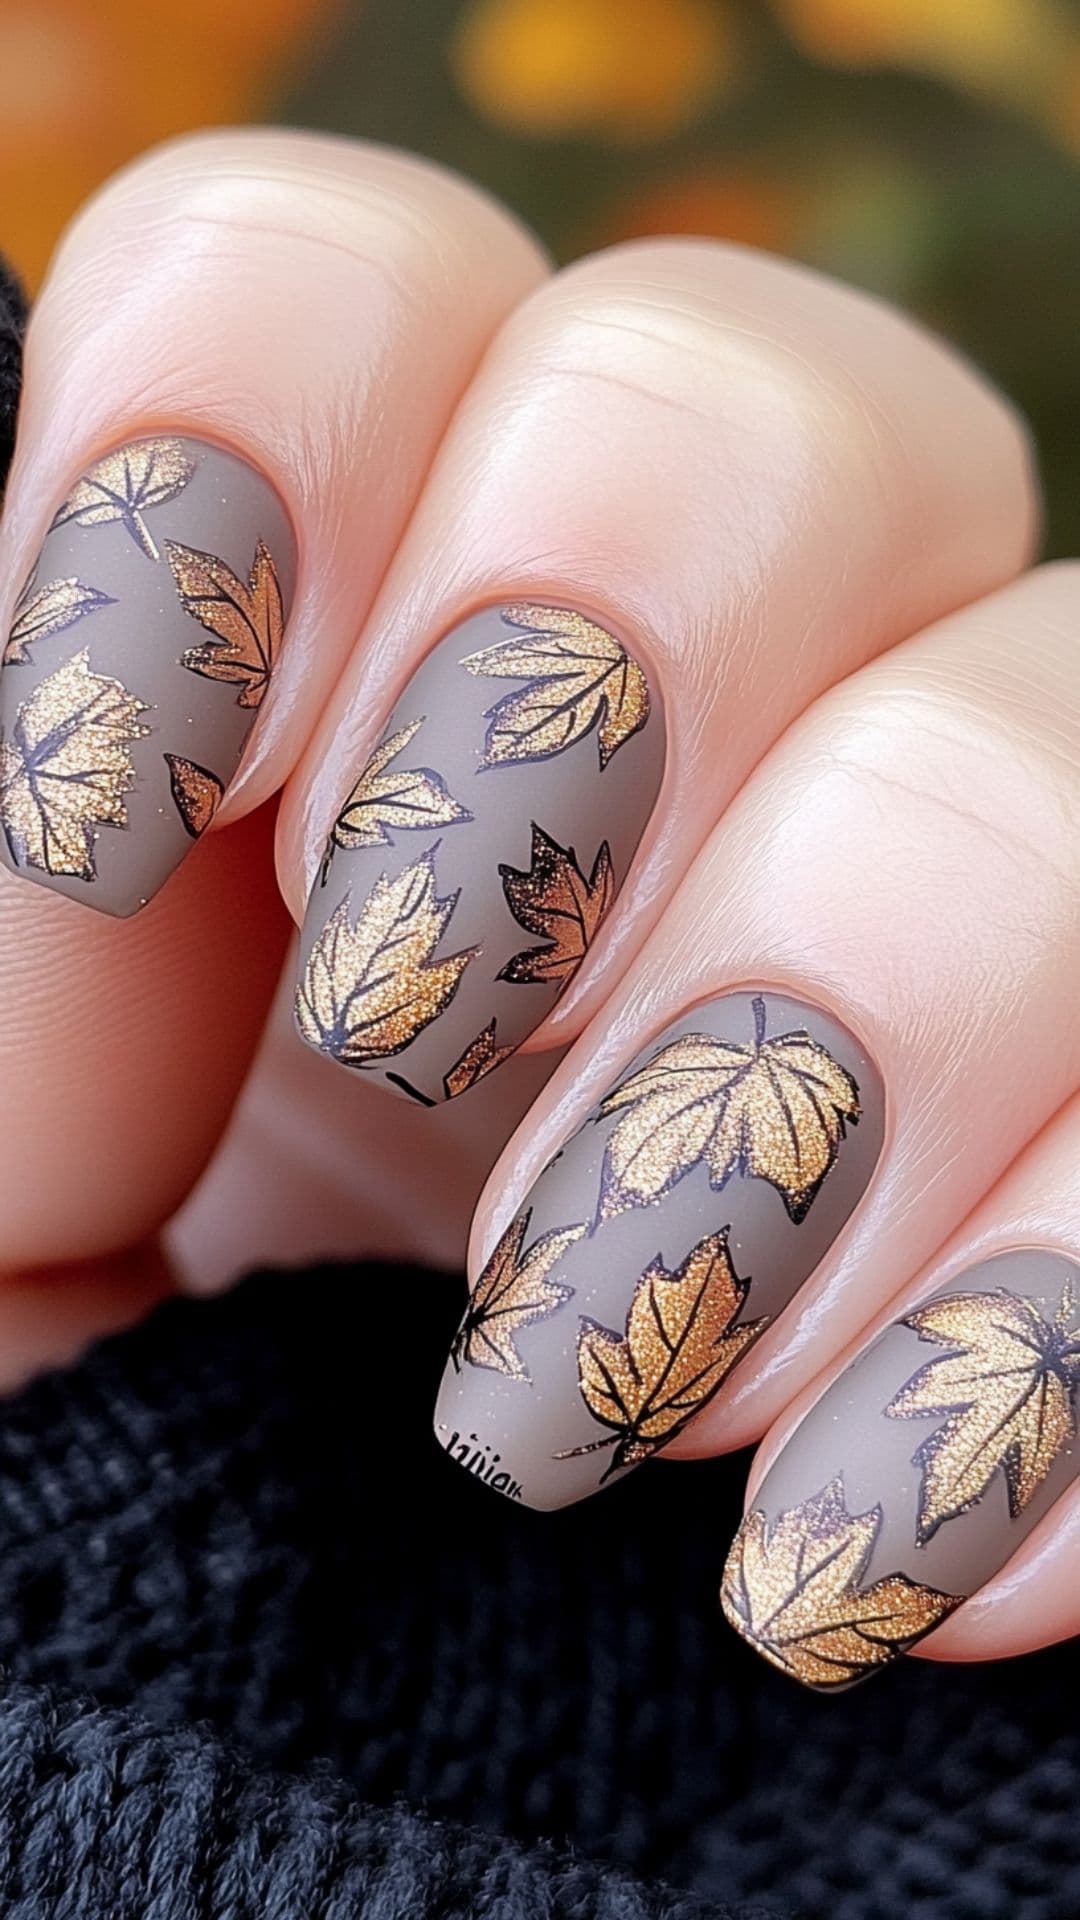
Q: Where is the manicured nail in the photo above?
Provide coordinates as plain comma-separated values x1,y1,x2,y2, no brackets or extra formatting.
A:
294,603,664,1101
434,989,884,1508
721,1247,1080,1690
0,436,296,915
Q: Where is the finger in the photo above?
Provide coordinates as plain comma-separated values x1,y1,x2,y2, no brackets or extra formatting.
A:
433,562,1079,1510
723,1086,1080,1688
281,239,1035,1108
0,131,546,1267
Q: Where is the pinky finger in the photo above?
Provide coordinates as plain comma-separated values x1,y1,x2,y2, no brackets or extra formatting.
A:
723,1086,1080,1688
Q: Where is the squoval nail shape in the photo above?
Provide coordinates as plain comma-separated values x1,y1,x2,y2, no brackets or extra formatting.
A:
0,436,296,915
721,1247,1080,1691
434,990,884,1509
294,603,665,1101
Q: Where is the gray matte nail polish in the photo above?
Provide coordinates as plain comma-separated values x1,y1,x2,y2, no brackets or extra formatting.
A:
434,989,884,1509
0,435,296,915
721,1247,1080,1691
294,603,665,1102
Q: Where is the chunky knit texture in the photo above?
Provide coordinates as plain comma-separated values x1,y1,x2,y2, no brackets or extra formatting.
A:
0,1267,1075,1918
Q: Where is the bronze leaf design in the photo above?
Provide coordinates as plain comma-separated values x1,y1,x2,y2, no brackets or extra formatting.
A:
320,716,472,884
0,649,149,879
443,1019,516,1099
452,1210,585,1381
596,996,860,1224
499,825,614,986
463,602,650,769
295,848,477,1069
885,1280,1080,1544
4,574,115,667
721,1477,961,1689
169,537,283,710
164,753,224,838
555,1231,764,1479
50,438,195,561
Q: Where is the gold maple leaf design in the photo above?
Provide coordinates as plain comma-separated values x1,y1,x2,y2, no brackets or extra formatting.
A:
164,754,224,839
4,574,115,667
885,1281,1080,1544
443,1019,516,1099
168,537,283,710
596,995,860,1224
721,1477,961,1690
320,716,472,883
452,1209,585,1380
50,438,195,561
498,825,614,986
0,650,149,879
555,1231,764,1479
463,602,650,770
295,849,477,1069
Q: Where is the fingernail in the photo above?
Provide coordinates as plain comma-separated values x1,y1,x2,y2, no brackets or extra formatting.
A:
721,1247,1080,1690
294,603,664,1101
434,989,884,1509
0,435,296,915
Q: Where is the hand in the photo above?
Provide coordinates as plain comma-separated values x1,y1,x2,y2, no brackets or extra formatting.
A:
0,129,1075,1690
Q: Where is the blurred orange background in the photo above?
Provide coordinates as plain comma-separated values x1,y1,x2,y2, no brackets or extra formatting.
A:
1,0,1077,547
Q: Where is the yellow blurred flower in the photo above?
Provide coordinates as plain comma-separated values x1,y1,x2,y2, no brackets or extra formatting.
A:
771,0,1077,121
452,0,735,142
0,0,341,289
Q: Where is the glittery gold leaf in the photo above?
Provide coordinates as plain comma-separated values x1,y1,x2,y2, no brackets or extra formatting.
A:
164,753,224,838
51,438,195,561
168,537,283,710
721,1478,961,1689
463,603,650,770
320,716,472,883
295,850,476,1069
0,650,148,879
443,1019,516,1099
3,575,115,667
597,996,860,1224
885,1282,1080,1544
555,1231,763,1478
452,1210,584,1380
499,825,614,985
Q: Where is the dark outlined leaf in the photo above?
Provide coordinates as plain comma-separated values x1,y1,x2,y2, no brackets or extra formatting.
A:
4,575,115,667
443,1019,516,1099
452,1210,584,1380
463,602,649,769
320,716,471,883
165,753,224,838
597,995,860,1224
295,849,476,1069
499,825,614,985
51,438,195,561
0,649,148,878
721,1477,961,1689
169,536,283,710
555,1230,763,1478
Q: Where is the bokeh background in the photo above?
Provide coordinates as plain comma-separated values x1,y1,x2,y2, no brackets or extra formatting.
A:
1,0,1077,551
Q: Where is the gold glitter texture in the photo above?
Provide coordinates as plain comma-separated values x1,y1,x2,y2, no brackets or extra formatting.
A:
4,574,115,667
555,1230,764,1478
50,438,195,562
168,536,283,710
321,716,472,880
463,602,650,769
0,650,148,880
498,824,614,985
295,850,476,1068
721,1478,961,1690
164,754,224,839
597,996,860,1223
443,1019,516,1099
887,1280,1080,1543
452,1210,585,1381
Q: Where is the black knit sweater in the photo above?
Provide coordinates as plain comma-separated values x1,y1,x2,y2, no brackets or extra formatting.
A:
1,271,1079,1920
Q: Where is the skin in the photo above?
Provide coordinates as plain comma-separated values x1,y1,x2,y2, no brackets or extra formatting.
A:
0,129,1077,1669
